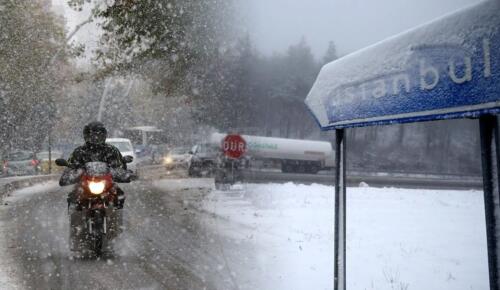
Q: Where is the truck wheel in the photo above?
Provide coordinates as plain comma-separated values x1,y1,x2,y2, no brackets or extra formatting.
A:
188,166,195,177
188,165,201,177
281,163,293,173
297,164,306,173
306,165,319,174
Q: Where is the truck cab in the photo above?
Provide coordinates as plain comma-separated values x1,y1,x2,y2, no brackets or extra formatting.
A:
188,143,219,177
209,133,334,174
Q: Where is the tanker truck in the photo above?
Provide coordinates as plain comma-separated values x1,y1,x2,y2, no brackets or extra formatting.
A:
189,133,334,175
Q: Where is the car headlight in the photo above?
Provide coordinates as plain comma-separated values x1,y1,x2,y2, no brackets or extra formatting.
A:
88,180,106,195
164,156,173,164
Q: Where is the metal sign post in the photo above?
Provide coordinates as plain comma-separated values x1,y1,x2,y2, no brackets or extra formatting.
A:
479,115,500,289
48,130,52,174
334,129,347,290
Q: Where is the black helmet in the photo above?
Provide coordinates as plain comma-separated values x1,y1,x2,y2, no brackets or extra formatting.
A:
83,121,107,145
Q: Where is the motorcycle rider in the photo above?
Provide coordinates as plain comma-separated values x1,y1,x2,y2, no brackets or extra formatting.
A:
63,121,128,209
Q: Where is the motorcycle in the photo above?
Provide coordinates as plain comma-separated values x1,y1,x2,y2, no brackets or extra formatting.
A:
56,157,134,257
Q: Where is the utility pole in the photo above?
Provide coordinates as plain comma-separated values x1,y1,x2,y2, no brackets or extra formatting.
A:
97,78,135,122
97,78,113,122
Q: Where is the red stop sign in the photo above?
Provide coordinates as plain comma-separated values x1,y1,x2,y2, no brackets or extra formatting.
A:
222,134,247,159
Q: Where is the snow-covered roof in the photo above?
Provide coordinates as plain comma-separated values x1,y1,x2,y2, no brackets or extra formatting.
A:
106,138,132,143
305,0,500,130
125,126,163,132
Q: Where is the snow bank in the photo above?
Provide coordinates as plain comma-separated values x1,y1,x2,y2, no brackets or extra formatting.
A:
4,181,59,203
202,182,487,290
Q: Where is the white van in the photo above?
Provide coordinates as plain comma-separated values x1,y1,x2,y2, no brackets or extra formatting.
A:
106,138,137,172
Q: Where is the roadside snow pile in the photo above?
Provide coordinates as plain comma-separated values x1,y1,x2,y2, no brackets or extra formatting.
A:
3,181,59,203
202,182,488,290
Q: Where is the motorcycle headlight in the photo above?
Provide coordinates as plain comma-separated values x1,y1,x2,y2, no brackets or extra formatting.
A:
88,180,106,195
164,156,173,164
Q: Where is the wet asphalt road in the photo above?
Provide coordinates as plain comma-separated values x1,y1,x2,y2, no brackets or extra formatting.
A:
0,180,254,290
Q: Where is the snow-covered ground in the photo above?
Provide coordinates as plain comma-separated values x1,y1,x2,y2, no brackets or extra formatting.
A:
200,182,488,290
0,180,489,290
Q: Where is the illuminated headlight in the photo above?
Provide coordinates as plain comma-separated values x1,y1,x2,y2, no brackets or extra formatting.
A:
164,156,173,164
88,181,106,195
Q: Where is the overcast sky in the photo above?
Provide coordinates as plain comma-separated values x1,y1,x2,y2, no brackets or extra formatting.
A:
240,0,483,58
53,0,483,61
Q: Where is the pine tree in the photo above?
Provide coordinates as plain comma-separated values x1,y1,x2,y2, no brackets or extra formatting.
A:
322,41,338,65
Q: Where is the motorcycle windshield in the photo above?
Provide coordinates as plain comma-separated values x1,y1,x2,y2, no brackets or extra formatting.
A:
84,162,110,176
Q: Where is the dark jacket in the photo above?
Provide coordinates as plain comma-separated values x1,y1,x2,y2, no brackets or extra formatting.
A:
67,142,126,170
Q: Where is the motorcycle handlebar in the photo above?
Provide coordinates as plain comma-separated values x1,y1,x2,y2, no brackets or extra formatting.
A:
59,167,137,186
110,168,136,183
59,168,83,186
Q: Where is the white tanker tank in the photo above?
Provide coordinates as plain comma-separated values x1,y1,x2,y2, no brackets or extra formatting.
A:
210,133,334,174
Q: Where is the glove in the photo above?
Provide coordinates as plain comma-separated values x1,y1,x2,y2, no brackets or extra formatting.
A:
59,168,83,186
129,172,139,181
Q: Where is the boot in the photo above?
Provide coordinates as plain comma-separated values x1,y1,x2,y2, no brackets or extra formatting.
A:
115,186,126,209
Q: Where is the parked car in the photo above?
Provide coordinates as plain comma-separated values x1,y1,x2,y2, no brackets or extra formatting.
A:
105,138,137,172
2,150,40,176
36,151,64,174
163,147,192,170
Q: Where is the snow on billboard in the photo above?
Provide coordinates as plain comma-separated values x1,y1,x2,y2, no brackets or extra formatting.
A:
305,0,500,130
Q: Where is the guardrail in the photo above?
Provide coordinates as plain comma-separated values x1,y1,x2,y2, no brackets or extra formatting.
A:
0,175,59,200
138,165,483,189
0,164,173,200
241,169,483,189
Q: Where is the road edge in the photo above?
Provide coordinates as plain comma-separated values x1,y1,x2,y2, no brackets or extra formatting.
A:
0,175,59,201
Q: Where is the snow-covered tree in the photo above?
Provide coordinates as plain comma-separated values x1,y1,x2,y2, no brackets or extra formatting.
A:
69,0,236,97
322,41,338,65
0,1,70,152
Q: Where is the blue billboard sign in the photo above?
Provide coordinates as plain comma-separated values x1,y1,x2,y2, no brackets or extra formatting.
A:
305,0,500,130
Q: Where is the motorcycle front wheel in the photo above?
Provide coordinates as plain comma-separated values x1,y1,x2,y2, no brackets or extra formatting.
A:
89,210,107,257
93,233,104,257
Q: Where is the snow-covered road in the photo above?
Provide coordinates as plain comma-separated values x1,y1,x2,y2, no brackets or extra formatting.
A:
0,178,489,290
0,180,240,290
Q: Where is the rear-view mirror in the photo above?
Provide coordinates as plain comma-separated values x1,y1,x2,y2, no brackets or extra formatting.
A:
123,155,134,163
55,159,69,167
